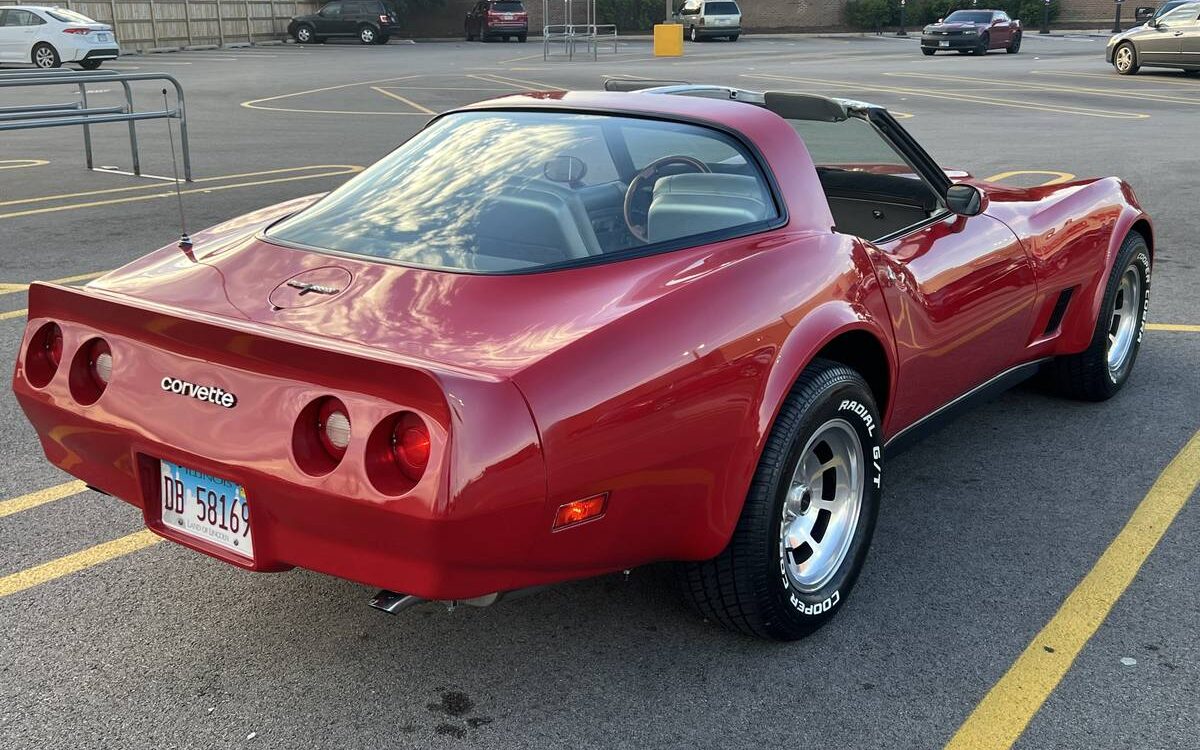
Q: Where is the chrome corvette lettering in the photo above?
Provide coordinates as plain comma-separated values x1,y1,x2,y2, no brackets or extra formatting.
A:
161,376,238,408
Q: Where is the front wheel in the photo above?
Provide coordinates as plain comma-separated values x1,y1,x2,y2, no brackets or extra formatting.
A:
974,33,989,55
358,25,377,44
1045,231,1150,401
728,34,739,41
677,359,883,640
517,34,527,42
689,25,699,42
1006,32,1021,53
1114,43,1139,75
32,43,61,68
78,59,103,70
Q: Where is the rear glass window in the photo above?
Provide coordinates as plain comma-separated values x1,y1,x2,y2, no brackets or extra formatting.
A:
266,111,778,273
493,1,525,10
47,9,98,23
704,2,740,14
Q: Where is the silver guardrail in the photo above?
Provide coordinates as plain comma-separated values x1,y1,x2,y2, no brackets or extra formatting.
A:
0,69,191,181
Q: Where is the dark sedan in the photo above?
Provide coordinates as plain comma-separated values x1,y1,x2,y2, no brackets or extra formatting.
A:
288,0,398,45
921,9,1022,55
1107,1,1200,74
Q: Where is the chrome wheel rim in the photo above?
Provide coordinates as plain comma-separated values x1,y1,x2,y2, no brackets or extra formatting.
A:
361,28,374,43
1107,265,1142,374
297,27,311,41
1116,46,1133,72
779,419,864,592
34,48,54,67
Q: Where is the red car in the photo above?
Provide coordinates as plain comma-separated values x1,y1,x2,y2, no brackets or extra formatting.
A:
921,9,1023,55
12,85,1152,640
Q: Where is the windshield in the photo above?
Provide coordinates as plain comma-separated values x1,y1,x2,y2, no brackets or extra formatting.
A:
47,8,99,23
266,111,778,273
944,11,992,23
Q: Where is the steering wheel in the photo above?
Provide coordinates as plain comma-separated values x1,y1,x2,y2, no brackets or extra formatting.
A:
622,155,711,243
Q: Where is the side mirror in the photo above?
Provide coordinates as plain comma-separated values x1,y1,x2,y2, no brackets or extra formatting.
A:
946,184,983,217
936,17,943,22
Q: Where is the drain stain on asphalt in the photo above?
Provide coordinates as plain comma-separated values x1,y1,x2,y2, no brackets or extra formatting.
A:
428,690,474,716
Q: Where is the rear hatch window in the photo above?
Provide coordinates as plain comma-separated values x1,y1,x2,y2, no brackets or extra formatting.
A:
704,2,740,14
493,1,525,11
265,110,779,273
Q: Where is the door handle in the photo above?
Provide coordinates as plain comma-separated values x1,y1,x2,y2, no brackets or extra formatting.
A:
1175,31,1185,36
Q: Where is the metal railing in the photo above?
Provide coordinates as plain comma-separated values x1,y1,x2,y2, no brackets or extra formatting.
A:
0,70,191,181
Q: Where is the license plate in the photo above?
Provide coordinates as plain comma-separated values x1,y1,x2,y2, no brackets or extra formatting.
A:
718,19,731,25
98,33,110,41
939,40,950,47
160,460,253,559
503,13,513,19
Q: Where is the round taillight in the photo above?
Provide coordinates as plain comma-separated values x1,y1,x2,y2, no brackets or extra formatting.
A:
24,322,63,388
393,417,430,482
69,338,111,405
293,396,351,476
365,411,433,494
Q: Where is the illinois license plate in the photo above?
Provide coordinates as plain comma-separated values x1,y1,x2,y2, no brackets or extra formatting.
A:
160,460,253,559
939,40,950,47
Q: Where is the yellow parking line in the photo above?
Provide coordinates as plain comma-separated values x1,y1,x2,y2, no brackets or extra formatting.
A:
240,74,427,115
0,165,363,220
985,170,1076,186
0,270,106,297
0,530,161,599
0,480,87,519
888,71,1200,106
0,159,49,170
741,73,1150,120
1,309,26,321
370,86,436,114
0,165,358,209
1146,323,1200,332
946,428,1200,750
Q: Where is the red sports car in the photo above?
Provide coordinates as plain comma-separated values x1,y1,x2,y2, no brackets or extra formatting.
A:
12,84,1152,640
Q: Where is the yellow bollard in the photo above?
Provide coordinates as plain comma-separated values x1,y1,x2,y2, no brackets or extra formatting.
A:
653,24,684,57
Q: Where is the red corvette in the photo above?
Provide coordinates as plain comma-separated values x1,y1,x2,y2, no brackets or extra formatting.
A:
12,84,1152,640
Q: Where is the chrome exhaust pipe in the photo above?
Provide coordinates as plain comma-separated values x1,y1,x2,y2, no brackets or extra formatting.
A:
368,590,424,614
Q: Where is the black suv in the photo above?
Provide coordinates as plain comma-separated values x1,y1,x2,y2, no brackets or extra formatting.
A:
288,1,399,45
465,0,529,42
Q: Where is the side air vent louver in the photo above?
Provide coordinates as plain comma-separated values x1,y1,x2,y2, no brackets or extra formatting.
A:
1044,288,1075,335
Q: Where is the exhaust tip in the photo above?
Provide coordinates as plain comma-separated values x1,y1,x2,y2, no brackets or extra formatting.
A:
368,590,424,614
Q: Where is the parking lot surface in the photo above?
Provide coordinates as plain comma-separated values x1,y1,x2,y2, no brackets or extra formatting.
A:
1,33,1197,749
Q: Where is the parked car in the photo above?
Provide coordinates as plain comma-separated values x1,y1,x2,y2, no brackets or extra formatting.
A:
1108,1,1200,74
921,9,1022,55
288,0,398,45
465,0,528,42
0,5,118,69
13,83,1152,640
1134,0,1195,26
672,0,742,42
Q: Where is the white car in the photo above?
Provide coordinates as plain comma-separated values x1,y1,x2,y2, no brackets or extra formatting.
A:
0,5,119,69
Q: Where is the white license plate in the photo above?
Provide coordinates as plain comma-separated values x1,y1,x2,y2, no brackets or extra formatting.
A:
98,33,110,42
939,40,950,47
717,19,732,25
502,13,513,19
160,460,253,559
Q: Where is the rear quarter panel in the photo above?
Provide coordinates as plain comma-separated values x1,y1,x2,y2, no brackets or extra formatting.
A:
513,230,895,566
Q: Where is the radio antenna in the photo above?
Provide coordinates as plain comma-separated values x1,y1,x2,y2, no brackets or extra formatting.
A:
162,88,193,258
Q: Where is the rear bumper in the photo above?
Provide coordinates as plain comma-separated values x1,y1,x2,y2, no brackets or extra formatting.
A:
81,48,120,60
692,25,740,37
483,22,528,34
11,284,591,602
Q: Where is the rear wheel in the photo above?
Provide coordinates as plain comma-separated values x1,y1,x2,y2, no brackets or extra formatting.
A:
677,360,883,640
1045,231,1150,401
358,24,378,44
295,24,316,43
922,47,935,56
78,59,103,70
1114,43,1139,74
729,34,739,41
690,25,699,42
32,43,60,69
517,33,527,42
1006,32,1021,53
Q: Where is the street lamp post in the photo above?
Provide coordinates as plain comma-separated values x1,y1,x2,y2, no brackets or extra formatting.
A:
897,0,907,36
1040,0,1051,34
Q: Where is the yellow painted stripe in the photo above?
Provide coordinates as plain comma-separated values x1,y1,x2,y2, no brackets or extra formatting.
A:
984,170,1076,186
0,270,106,297
946,428,1200,750
369,86,436,114
0,480,87,519
0,530,161,599
0,159,49,170
1146,323,1200,333
0,309,26,321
